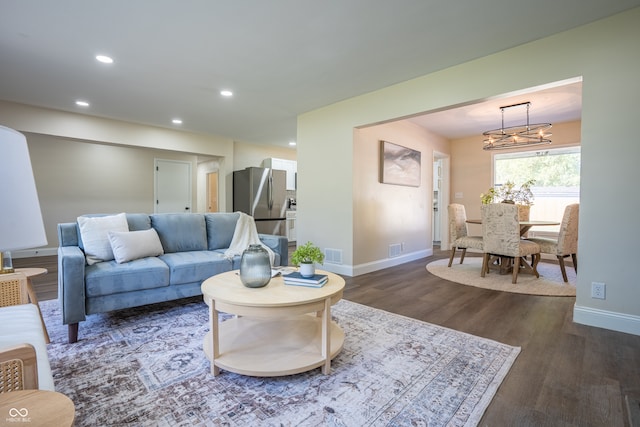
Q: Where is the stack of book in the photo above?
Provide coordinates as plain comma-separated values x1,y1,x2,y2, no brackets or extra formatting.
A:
283,272,328,288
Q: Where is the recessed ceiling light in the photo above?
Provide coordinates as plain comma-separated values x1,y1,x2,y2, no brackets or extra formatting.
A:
75,100,89,107
172,118,183,125
289,141,297,146
220,90,233,97
96,55,113,64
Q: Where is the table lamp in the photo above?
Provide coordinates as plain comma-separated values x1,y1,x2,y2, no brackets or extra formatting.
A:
0,125,47,274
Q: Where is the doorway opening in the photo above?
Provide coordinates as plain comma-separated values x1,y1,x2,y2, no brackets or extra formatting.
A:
207,171,219,212
432,152,450,250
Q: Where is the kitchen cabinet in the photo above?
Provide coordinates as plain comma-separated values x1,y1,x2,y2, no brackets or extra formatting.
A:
286,210,297,242
263,158,297,190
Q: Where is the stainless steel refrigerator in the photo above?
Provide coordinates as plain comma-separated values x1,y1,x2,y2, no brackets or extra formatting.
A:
233,167,287,236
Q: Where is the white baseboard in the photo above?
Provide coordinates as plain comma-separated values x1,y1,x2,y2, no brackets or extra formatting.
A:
318,249,432,277
11,247,57,258
574,304,640,336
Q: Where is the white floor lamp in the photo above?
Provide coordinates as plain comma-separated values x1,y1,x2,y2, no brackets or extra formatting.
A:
0,125,47,273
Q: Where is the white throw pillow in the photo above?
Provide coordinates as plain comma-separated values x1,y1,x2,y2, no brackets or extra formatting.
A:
77,213,129,265
108,228,165,264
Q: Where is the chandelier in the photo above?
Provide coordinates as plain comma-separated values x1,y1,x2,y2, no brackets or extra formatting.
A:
482,102,552,150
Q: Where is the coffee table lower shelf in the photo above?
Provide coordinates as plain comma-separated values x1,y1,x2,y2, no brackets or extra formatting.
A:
203,314,345,377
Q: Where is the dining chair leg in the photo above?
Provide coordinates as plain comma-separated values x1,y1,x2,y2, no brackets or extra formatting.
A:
448,248,456,267
481,253,489,277
557,255,569,282
512,257,520,284
532,254,540,278
459,248,467,265
571,253,578,273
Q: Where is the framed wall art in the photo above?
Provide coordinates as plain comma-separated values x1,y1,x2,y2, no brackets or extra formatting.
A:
379,140,421,187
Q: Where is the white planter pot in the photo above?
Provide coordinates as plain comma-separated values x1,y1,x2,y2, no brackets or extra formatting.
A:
299,263,315,278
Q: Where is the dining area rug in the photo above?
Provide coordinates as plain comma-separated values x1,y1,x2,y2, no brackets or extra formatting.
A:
427,257,576,296
40,297,520,426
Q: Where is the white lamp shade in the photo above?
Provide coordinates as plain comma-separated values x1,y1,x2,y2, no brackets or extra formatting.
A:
0,125,48,251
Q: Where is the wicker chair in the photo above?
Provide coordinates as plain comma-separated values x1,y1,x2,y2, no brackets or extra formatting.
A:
447,204,484,267
481,203,541,284
0,272,39,392
0,272,29,307
528,203,579,282
0,343,38,392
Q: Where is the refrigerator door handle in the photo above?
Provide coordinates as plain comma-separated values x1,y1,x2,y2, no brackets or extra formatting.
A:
268,171,273,210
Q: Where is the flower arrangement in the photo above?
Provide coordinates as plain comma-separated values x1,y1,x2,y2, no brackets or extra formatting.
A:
290,241,325,266
480,179,535,205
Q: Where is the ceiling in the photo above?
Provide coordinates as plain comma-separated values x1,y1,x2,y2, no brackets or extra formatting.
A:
1,1,638,148
407,80,583,140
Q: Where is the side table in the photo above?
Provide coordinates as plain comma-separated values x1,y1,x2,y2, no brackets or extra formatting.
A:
14,268,50,343
0,390,75,426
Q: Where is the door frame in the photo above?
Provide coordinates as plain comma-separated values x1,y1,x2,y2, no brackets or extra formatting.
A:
433,151,450,250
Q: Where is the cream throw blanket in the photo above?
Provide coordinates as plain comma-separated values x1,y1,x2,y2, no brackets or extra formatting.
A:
224,212,275,266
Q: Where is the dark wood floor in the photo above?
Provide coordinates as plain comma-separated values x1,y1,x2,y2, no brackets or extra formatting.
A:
15,251,640,426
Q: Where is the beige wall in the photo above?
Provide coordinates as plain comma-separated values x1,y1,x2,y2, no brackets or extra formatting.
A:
233,141,296,171
25,133,200,248
352,120,449,272
298,8,640,335
0,100,293,255
451,120,582,238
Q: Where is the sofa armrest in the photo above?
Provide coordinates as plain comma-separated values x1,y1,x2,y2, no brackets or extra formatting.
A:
0,343,38,391
58,245,87,325
259,234,289,266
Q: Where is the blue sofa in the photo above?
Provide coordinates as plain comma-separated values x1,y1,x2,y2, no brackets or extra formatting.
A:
57,212,288,343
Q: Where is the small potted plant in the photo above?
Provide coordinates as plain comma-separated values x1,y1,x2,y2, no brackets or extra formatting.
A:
480,179,535,220
291,241,325,277
480,179,535,206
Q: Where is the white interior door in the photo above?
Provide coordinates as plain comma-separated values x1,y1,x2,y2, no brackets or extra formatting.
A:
154,159,192,213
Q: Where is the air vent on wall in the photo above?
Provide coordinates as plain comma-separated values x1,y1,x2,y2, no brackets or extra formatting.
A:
324,248,343,264
389,243,402,258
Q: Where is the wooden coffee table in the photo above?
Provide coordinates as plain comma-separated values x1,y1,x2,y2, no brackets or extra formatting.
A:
0,390,75,426
201,270,345,377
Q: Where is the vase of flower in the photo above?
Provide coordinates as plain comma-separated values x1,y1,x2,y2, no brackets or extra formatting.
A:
480,179,535,207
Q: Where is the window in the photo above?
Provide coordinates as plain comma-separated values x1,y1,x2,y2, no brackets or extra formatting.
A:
494,146,580,237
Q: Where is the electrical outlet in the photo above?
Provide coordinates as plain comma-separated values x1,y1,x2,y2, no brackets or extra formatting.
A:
591,282,606,299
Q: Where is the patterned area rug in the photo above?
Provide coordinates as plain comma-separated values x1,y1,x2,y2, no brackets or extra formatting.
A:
427,257,576,296
40,297,520,426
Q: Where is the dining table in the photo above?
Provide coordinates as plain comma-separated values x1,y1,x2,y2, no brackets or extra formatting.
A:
466,218,560,275
466,219,560,236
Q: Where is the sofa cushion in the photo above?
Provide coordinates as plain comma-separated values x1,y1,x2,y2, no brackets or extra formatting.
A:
151,214,207,253
85,257,170,297
126,213,152,231
205,212,240,250
0,304,54,391
108,229,165,264
77,213,129,265
159,251,232,285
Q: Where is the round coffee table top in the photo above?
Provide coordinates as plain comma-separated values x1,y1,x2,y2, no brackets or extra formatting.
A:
0,390,75,426
202,269,345,308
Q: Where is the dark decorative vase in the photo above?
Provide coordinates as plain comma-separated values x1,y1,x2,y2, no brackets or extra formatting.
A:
239,244,271,288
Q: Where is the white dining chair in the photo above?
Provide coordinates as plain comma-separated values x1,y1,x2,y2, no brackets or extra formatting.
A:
527,203,579,282
481,203,541,284
447,204,483,267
